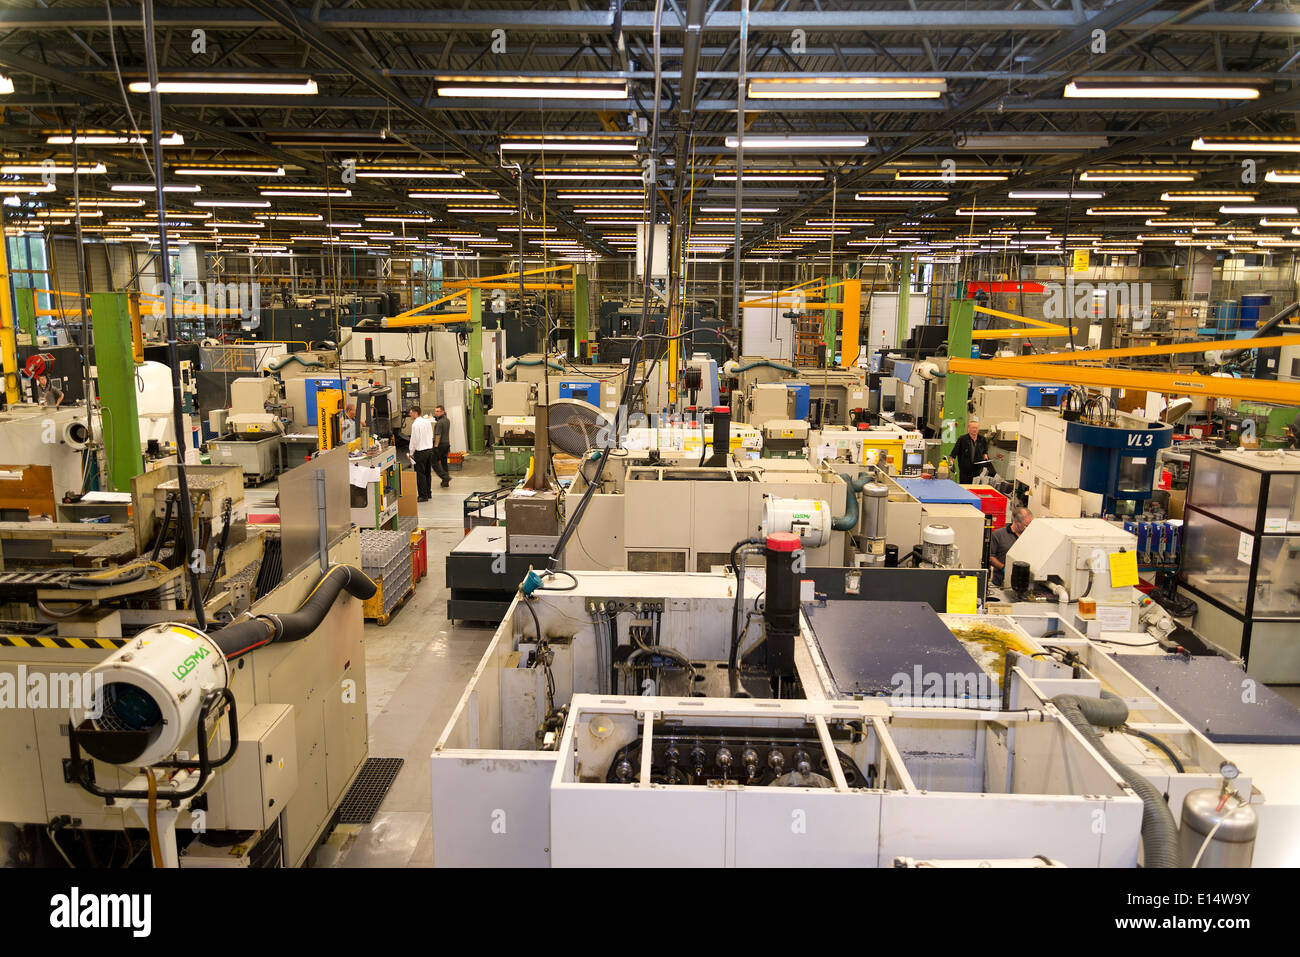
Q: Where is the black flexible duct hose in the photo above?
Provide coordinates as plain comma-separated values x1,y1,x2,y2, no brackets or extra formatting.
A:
728,537,766,697
209,564,376,660
1051,692,1182,868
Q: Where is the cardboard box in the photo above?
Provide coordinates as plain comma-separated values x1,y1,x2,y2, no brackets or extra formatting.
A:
398,465,419,516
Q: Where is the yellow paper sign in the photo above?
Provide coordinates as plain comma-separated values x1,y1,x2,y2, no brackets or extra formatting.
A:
1109,550,1139,589
1073,249,1090,273
946,574,978,615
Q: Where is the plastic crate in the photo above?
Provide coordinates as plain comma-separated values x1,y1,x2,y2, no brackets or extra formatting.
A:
410,529,427,583
967,485,1008,529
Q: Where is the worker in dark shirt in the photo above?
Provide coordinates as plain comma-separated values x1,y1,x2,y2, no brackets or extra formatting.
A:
431,405,452,488
989,506,1033,586
951,416,991,484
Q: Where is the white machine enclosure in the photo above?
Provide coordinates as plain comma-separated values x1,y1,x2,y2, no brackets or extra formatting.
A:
1006,518,1138,601
549,695,1141,868
430,572,1167,868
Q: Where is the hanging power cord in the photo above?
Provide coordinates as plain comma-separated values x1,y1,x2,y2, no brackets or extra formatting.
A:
546,0,664,570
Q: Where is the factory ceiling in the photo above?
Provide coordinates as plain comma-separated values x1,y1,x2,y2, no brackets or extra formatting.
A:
1,1,1298,264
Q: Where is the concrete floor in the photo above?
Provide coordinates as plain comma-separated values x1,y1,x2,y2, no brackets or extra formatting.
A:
313,452,500,868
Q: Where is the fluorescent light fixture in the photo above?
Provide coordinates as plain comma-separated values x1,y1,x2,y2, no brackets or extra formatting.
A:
255,213,323,222
1080,167,1197,182
110,182,201,193
46,130,183,146
129,78,318,95
70,197,144,207
712,169,825,182
1259,217,1300,227
208,221,265,229
260,187,351,197
1007,190,1104,199
175,164,284,177
194,199,271,208
408,190,500,200
805,218,873,226
725,134,868,149
0,180,56,194
1086,206,1168,216
501,134,638,152
1152,219,1214,227
1160,190,1256,202
746,76,946,99
855,191,947,201
956,132,1110,150
534,168,642,181
698,206,778,213
1265,169,1300,184
1065,77,1260,100
497,226,557,233
354,165,463,179
0,163,106,175
896,169,1010,182
956,207,1037,216
436,75,627,99
364,215,435,223
0,74,13,96
1219,204,1299,215
447,207,515,214
1192,135,1300,153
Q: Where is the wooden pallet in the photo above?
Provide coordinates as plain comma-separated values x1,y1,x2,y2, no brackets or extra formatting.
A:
363,577,414,626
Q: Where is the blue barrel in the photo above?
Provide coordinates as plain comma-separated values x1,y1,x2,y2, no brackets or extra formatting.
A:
1241,294,1271,330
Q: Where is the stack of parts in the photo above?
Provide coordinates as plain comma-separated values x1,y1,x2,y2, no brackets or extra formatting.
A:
360,528,414,623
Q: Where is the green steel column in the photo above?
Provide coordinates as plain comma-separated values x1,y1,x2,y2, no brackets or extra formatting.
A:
89,292,143,491
941,297,975,461
573,272,590,361
466,287,485,452
896,253,911,348
14,288,38,346
822,274,838,366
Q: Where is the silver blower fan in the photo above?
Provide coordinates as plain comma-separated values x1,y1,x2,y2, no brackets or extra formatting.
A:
544,398,618,456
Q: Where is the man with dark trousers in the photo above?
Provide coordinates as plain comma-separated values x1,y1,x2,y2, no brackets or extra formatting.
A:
431,405,452,488
951,415,991,485
407,406,434,501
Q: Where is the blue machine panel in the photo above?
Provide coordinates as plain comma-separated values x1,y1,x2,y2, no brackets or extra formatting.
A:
787,383,810,420
303,375,345,426
1020,383,1069,406
559,380,601,406
895,478,982,507
1114,654,1300,745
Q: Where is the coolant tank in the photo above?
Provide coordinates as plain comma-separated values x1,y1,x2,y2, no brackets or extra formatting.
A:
1179,789,1257,868
762,496,832,548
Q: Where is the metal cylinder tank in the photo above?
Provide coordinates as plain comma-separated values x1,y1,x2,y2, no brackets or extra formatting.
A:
858,482,889,565
1179,789,1257,868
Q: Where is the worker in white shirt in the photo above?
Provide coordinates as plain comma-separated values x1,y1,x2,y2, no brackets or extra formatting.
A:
407,406,435,502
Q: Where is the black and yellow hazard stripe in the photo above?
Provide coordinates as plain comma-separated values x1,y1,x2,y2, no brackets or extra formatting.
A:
0,635,127,650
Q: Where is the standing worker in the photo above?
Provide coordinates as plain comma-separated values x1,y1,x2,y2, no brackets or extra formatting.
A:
431,405,452,489
407,406,434,502
951,416,991,485
989,506,1033,586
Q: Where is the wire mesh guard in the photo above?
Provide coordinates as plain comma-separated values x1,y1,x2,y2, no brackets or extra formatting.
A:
335,757,405,825
545,398,617,456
